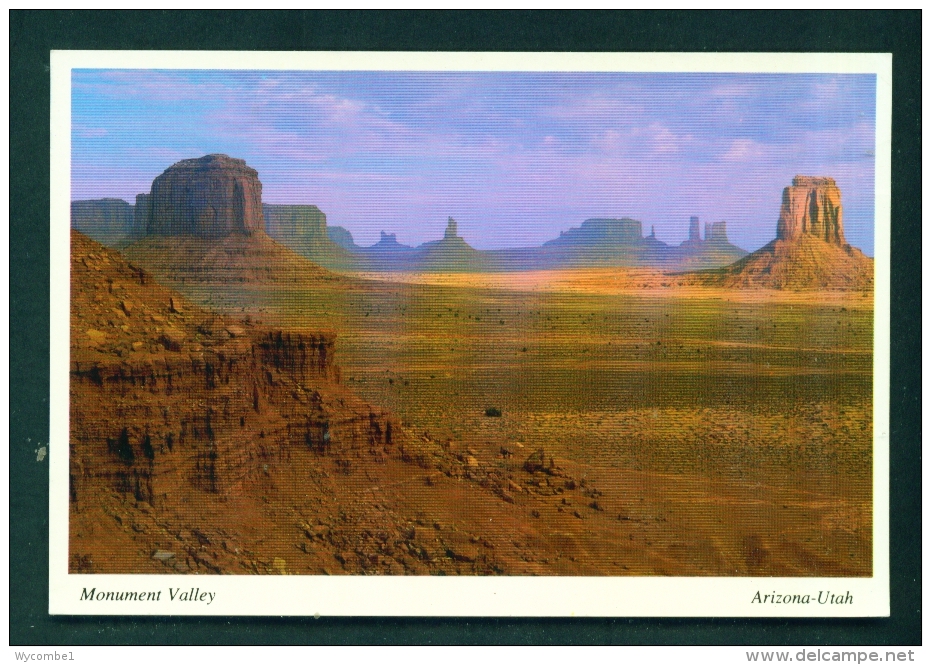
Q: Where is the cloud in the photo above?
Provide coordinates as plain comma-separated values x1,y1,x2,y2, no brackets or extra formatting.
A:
708,82,759,99
649,123,681,154
70,70,877,253
722,138,765,162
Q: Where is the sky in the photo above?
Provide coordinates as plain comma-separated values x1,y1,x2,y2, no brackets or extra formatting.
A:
72,70,876,254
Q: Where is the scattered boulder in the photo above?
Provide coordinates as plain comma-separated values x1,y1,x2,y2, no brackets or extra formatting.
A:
523,449,547,473
85,329,107,344
159,329,184,352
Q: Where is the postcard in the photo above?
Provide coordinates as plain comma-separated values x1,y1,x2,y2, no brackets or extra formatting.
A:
49,50,891,616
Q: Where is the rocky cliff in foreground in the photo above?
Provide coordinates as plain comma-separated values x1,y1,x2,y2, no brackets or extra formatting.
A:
71,230,391,505
71,232,609,576
71,231,460,574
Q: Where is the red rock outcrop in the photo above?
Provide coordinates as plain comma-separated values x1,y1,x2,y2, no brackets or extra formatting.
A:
776,176,845,245
70,231,395,509
70,232,614,578
147,154,264,237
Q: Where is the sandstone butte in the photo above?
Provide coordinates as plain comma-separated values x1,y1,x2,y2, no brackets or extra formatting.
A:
146,154,264,237
776,176,846,244
126,156,337,285
707,175,873,290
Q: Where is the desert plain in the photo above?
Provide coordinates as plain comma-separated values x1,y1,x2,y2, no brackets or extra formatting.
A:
71,228,872,577
207,265,874,576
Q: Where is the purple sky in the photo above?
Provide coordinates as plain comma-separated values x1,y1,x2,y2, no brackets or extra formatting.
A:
72,70,876,254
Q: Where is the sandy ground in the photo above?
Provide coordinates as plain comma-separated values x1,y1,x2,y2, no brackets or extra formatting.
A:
73,235,873,578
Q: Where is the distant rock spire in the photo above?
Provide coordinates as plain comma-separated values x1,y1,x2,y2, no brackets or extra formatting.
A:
706,221,728,243
445,217,458,239
688,216,702,243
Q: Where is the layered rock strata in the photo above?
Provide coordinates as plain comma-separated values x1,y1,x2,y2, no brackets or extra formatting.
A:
70,231,395,508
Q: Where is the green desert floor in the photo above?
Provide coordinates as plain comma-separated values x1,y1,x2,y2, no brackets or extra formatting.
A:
176,269,874,575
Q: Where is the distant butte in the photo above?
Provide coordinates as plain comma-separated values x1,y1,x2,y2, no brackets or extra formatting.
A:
776,176,845,245
124,155,337,285
707,176,872,290
146,154,264,237
263,203,357,270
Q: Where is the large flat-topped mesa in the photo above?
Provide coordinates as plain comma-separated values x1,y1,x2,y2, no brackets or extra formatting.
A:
70,198,135,245
147,154,264,237
263,204,327,241
776,175,845,245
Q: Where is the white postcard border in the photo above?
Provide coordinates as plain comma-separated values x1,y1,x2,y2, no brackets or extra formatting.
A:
49,50,892,617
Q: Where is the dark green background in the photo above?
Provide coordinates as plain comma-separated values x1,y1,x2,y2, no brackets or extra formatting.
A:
10,10,921,645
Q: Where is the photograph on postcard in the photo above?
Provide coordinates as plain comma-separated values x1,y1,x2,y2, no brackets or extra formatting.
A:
51,52,890,616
